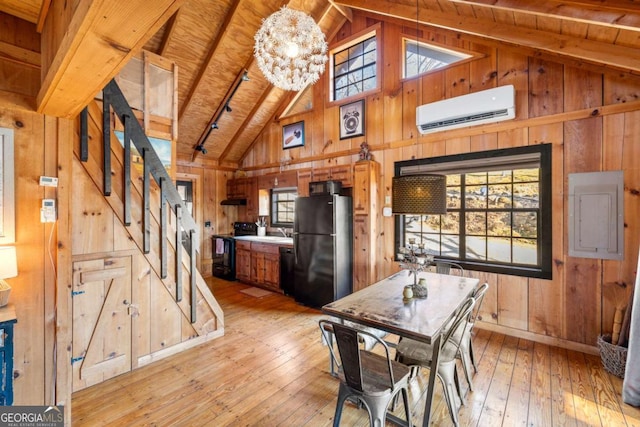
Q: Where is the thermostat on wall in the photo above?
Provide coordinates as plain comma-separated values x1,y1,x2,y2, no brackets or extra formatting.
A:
39,176,58,187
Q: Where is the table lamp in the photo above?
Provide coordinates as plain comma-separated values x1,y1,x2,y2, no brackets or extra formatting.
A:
0,246,17,307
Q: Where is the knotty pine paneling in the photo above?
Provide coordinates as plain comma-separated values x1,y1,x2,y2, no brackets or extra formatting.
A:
235,16,640,351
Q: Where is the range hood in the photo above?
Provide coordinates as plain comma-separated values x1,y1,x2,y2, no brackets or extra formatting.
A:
220,198,247,206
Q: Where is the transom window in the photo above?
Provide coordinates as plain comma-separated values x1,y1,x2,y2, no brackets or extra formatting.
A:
403,38,471,79
329,27,380,102
394,145,552,279
271,188,297,226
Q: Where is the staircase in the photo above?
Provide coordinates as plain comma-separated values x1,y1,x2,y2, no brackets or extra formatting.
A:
73,79,223,361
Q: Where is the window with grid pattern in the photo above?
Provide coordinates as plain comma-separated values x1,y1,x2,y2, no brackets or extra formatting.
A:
394,145,552,279
332,34,377,101
271,188,297,226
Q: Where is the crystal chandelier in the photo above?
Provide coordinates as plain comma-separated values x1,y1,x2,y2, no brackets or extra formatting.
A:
254,7,328,91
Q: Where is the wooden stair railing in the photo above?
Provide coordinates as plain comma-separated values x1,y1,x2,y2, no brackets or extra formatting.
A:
80,79,199,323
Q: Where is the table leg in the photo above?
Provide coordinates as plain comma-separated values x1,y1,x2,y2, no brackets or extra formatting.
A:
422,334,442,426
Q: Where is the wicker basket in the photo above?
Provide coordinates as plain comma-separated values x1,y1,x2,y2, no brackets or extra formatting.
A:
0,281,11,307
597,334,627,378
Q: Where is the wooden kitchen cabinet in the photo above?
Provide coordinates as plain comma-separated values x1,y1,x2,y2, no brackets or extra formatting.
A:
353,160,380,216
226,178,247,199
311,165,353,187
258,171,297,189
250,243,280,291
236,240,252,282
297,170,312,197
352,160,381,291
245,177,258,218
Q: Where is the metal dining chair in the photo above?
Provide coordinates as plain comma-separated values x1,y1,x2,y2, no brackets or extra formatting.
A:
455,282,489,391
319,320,413,427
434,260,465,276
395,297,476,427
322,318,390,377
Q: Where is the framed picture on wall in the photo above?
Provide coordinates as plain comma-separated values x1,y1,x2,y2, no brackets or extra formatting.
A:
339,99,365,140
283,121,305,149
0,128,15,244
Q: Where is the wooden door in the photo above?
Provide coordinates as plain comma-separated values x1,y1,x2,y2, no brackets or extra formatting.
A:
72,256,132,391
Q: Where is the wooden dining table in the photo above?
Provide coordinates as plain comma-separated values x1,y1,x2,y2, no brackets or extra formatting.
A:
322,269,479,426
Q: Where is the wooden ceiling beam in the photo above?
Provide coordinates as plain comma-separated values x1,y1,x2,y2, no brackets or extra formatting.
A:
0,41,40,68
336,0,640,75
36,0,52,33
449,0,640,31
158,10,182,57
329,0,353,22
37,0,185,118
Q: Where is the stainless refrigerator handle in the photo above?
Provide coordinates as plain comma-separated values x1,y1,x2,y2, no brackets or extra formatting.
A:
293,233,298,264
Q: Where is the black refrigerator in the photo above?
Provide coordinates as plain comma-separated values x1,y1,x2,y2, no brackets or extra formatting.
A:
293,194,353,308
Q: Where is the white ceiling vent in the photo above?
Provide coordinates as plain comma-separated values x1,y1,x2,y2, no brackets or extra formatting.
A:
417,85,515,134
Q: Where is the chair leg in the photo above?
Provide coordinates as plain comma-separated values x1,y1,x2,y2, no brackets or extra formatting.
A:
459,345,474,392
334,385,350,427
401,387,413,427
438,362,462,427
469,338,478,373
453,365,464,405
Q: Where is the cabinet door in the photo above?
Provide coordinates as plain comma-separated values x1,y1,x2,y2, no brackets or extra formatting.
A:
331,165,353,187
251,252,265,284
236,248,251,281
312,168,331,183
353,162,371,215
297,170,312,197
246,177,258,218
264,253,280,289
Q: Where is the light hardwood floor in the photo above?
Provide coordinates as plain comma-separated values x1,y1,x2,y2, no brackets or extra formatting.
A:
72,278,640,426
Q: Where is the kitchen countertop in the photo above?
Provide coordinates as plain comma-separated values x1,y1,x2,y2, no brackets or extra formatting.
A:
233,235,293,245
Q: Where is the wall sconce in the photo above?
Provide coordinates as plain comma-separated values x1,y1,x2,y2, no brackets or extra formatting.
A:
0,246,17,307
392,174,447,215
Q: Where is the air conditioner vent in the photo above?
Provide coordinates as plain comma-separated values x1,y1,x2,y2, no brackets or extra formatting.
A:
417,85,515,134
420,108,511,132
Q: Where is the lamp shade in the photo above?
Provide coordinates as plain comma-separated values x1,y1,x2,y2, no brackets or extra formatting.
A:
392,174,447,214
0,246,17,279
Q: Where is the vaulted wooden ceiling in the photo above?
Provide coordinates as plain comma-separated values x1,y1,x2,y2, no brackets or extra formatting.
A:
1,0,639,168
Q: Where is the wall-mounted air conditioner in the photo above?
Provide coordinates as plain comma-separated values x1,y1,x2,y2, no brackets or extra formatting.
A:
416,85,515,134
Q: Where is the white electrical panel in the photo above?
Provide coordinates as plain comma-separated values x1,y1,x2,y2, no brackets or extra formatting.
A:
568,171,623,260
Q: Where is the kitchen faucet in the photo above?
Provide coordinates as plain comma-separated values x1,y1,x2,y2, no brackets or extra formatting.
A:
277,227,288,238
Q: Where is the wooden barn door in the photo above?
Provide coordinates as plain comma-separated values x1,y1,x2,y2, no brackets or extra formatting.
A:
72,256,133,392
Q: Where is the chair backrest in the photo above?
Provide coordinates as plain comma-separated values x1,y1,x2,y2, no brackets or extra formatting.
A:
470,282,489,322
319,320,394,392
442,297,476,351
435,261,465,276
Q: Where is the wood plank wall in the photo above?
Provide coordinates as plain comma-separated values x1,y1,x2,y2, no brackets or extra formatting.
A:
0,93,67,406
236,15,640,350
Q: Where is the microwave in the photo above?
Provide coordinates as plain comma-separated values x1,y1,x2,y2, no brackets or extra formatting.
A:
309,180,342,196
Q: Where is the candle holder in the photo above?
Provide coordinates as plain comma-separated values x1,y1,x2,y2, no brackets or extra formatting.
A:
396,243,433,298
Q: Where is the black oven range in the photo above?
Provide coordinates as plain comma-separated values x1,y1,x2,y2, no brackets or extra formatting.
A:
212,222,257,280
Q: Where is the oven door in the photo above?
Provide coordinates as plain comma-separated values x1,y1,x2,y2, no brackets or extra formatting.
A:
212,236,236,280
